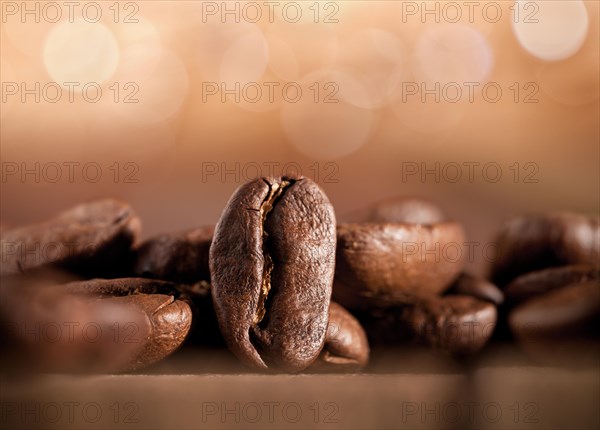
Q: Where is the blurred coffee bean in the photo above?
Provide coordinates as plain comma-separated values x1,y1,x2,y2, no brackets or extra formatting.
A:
342,196,445,224
333,222,465,310
133,226,213,283
0,199,141,278
64,277,181,297
446,272,504,305
71,277,224,347
489,213,599,287
505,265,599,306
0,277,192,373
1,277,149,373
508,281,600,365
358,294,497,355
509,281,599,338
64,278,193,371
310,302,369,372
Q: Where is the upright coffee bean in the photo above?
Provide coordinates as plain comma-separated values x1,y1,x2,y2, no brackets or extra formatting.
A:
0,199,140,277
209,177,336,372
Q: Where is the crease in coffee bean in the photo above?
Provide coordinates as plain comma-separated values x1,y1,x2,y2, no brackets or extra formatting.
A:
113,209,129,225
16,260,24,275
321,344,362,363
321,354,358,365
138,294,176,317
254,178,293,327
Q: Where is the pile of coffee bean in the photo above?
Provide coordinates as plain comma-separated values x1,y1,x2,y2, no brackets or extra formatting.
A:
1,177,598,373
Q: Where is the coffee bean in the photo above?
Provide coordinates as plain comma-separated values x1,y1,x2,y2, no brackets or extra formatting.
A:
489,213,600,287
342,196,445,224
64,277,181,297
133,226,214,284
82,278,225,348
64,278,193,371
358,294,497,355
333,222,465,310
0,199,141,277
209,176,336,372
509,281,599,338
0,276,150,373
508,281,599,365
446,272,504,305
505,265,599,306
310,302,369,372
67,275,220,348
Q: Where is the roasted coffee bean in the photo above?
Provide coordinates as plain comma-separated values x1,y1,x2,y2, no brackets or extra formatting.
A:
64,277,180,297
509,281,599,339
68,275,217,347
63,278,193,371
505,265,599,306
133,226,214,283
508,281,600,365
446,272,504,305
0,276,150,373
333,222,465,310
209,176,336,372
0,199,140,277
489,213,599,287
343,196,445,224
310,302,369,372
358,294,497,355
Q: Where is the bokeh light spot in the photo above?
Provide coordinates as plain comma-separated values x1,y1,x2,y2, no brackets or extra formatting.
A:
112,49,189,125
414,24,493,84
333,28,406,109
43,19,119,86
281,70,374,160
512,0,588,61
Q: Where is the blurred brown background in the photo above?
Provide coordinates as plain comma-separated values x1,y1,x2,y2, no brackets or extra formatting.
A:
2,1,598,274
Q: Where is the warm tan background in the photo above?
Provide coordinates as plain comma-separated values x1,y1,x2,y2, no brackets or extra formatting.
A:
2,1,598,273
